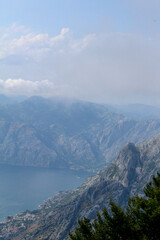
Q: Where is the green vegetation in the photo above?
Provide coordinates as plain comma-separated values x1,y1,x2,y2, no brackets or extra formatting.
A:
69,172,160,240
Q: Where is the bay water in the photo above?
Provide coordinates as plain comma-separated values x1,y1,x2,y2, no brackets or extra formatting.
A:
0,165,92,221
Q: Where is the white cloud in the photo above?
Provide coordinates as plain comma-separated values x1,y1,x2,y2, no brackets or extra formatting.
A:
1,24,160,105
0,24,94,61
0,78,78,97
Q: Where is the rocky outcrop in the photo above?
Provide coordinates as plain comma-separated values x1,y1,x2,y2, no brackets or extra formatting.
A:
1,134,160,239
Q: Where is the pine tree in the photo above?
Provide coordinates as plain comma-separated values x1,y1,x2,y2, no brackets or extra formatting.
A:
69,172,160,240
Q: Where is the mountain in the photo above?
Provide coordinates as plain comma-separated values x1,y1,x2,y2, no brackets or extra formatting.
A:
1,134,160,240
108,103,160,120
1,96,160,171
0,94,26,104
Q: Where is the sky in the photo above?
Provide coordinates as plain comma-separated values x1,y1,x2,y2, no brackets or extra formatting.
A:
0,0,160,105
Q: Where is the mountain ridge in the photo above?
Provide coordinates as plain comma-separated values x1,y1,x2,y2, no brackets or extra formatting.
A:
1,96,160,171
1,134,160,239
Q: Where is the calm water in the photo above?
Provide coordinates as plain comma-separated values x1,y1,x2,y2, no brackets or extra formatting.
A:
0,165,92,221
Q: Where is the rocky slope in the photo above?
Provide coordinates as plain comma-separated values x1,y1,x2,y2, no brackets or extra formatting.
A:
1,134,160,240
1,96,160,171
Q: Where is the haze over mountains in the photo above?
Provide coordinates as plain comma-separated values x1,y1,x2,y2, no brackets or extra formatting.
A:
2,133,160,239
0,94,27,104
1,1,160,239
1,96,160,171
108,104,160,120
1,95,160,239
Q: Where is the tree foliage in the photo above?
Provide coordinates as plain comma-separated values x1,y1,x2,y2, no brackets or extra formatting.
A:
69,172,160,240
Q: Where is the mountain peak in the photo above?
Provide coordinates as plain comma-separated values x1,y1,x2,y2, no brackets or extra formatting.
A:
115,143,140,168
2,134,160,239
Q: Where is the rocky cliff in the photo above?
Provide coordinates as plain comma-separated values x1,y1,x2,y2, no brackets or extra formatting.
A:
1,134,160,240
0,96,160,171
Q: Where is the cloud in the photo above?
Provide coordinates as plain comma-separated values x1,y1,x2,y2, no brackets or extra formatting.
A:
1,24,160,105
0,24,72,60
0,24,94,61
0,78,78,97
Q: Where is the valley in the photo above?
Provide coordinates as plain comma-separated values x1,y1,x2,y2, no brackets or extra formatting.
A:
0,96,160,171
1,133,160,239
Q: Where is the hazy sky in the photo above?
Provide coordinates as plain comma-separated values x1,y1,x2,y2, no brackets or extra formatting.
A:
0,0,160,105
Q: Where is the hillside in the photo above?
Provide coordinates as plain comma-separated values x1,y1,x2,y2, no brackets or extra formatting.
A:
1,134,160,239
0,96,160,171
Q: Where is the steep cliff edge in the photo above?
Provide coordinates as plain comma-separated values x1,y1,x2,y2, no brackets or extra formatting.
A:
1,134,160,239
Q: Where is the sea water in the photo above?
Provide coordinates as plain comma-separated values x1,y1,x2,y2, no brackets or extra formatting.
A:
0,165,92,221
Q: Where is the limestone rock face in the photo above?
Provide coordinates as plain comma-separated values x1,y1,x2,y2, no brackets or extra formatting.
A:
2,134,160,240
1,96,160,171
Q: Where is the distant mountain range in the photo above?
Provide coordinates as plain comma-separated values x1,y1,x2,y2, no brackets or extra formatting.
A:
1,133,160,239
108,103,160,120
0,94,26,104
1,96,160,171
